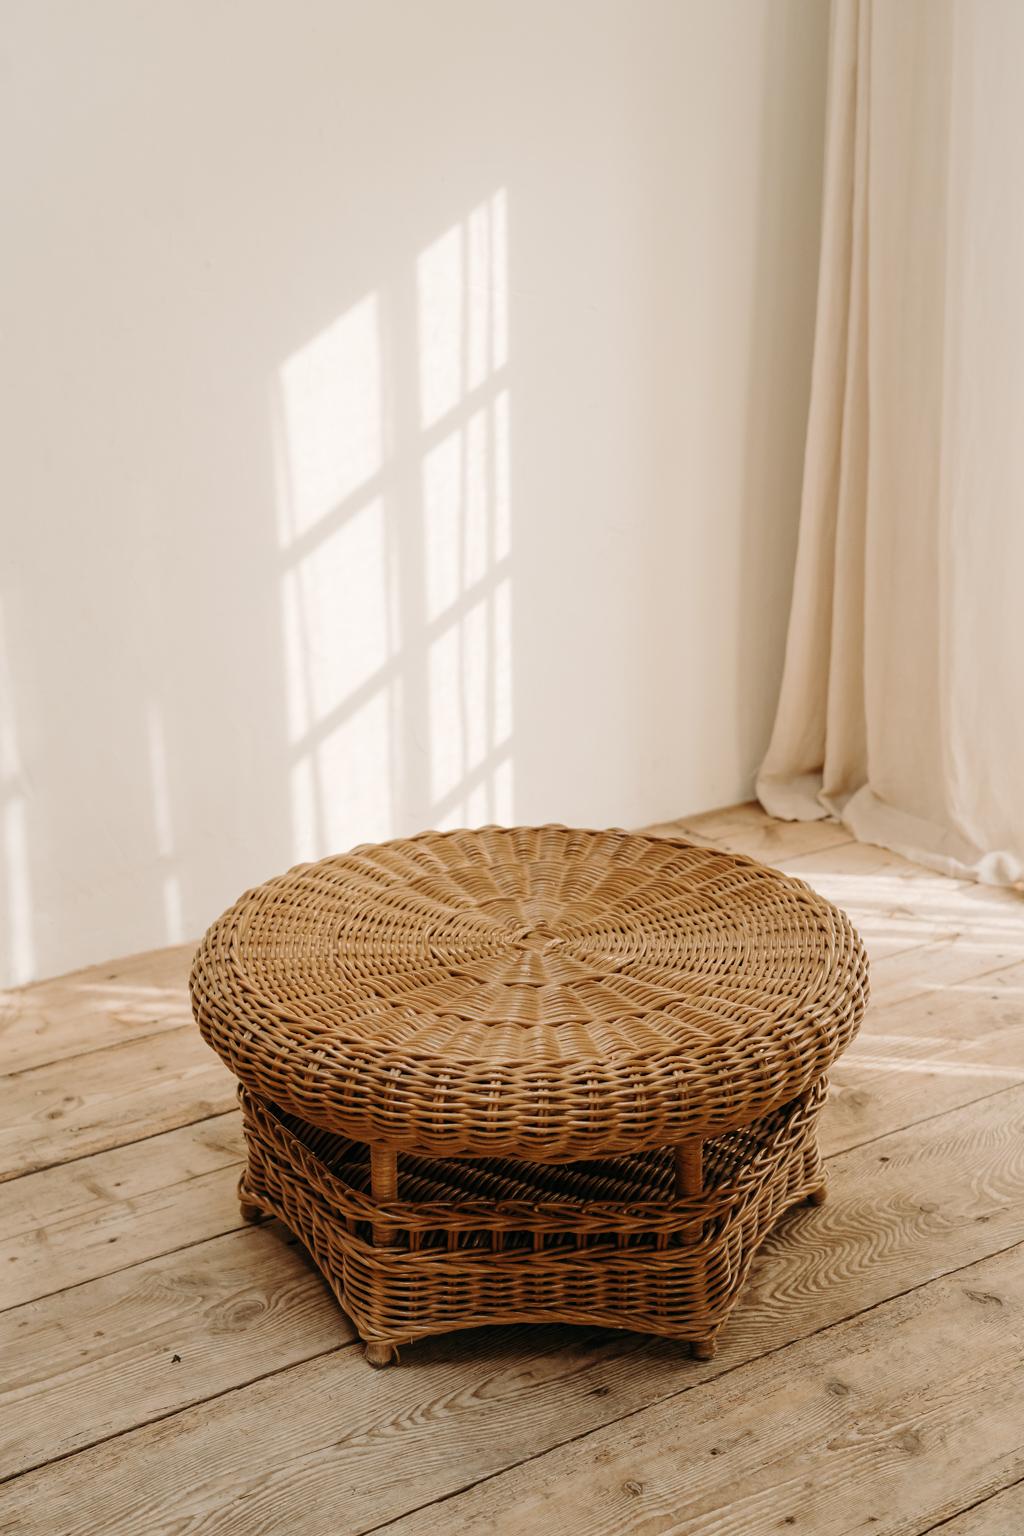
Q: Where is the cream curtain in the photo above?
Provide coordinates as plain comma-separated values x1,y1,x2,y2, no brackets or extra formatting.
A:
758,0,1024,886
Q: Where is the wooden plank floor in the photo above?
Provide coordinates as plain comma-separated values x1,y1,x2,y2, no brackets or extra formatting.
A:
2,805,1024,1534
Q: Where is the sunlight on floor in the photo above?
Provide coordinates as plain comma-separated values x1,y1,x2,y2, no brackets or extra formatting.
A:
76,980,191,1017
790,867,1024,959
845,1056,1024,1080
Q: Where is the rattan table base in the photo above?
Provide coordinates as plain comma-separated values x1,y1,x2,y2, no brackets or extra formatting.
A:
193,826,867,1367
236,1080,830,1366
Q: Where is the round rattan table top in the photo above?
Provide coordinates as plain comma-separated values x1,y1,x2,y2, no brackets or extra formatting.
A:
190,825,868,1159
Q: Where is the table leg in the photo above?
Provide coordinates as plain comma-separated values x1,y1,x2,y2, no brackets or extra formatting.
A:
238,1173,269,1224
366,1146,400,1368
370,1146,398,1242
675,1138,716,1360
674,1138,702,1244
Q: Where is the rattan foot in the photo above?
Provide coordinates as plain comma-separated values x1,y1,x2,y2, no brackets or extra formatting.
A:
239,1197,269,1224
691,1337,717,1361
806,1184,828,1206
364,1341,399,1369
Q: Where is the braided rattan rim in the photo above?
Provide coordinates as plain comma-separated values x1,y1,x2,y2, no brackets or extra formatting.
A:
191,825,868,1159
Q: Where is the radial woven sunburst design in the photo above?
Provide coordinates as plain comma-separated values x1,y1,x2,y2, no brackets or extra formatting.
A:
191,825,868,1158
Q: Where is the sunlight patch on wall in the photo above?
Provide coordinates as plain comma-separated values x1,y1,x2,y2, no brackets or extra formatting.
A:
0,599,34,984
278,295,383,540
418,191,513,832
274,288,396,859
422,432,463,622
282,499,392,733
273,189,512,861
146,702,184,943
417,226,463,430
493,388,511,559
290,692,394,861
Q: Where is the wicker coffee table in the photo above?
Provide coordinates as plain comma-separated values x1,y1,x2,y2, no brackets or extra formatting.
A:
190,826,867,1366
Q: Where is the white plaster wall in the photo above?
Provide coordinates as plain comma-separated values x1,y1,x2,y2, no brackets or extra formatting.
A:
1,0,828,985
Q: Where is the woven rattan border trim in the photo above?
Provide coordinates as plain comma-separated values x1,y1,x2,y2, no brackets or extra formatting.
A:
237,1081,828,1360
192,825,869,1160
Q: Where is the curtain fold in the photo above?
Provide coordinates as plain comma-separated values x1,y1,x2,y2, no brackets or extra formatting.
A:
758,0,1024,886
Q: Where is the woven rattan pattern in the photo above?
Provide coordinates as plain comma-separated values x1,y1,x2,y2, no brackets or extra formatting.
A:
238,1082,828,1348
191,826,868,1159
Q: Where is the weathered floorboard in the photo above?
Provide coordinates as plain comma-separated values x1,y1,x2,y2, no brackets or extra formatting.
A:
0,945,195,1074
0,1028,235,1181
665,802,854,860
2,807,1023,1534
922,1480,1024,1535
377,1244,1024,1536
0,1113,244,1310
0,1225,352,1481
3,1082,1023,1531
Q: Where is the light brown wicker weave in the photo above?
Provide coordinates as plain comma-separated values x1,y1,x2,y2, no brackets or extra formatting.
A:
190,825,868,1366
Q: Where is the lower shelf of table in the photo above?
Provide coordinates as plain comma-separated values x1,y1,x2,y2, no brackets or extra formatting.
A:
237,1081,828,1365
